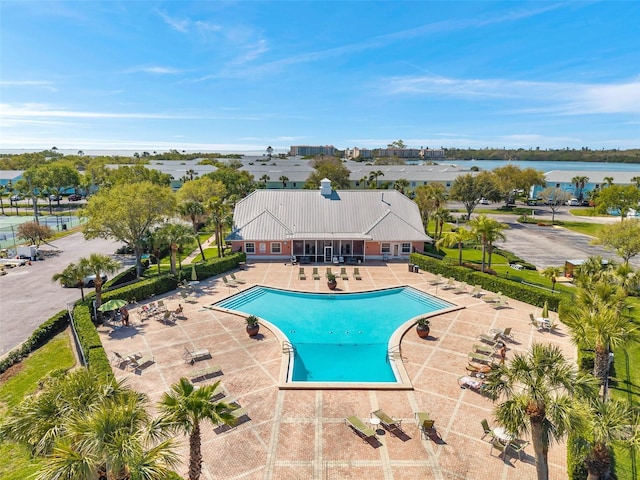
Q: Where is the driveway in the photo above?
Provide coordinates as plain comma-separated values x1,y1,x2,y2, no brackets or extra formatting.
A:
0,232,132,356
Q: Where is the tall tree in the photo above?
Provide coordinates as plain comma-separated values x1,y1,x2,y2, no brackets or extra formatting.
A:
435,227,474,265
576,397,637,480
156,223,195,276
571,175,590,202
484,344,598,480
413,183,447,236
538,187,571,224
178,201,208,261
78,253,121,314
52,262,91,300
279,175,289,188
468,214,508,272
158,378,236,480
449,172,501,220
81,182,176,277
368,170,384,187
17,221,55,247
593,184,640,220
208,197,232,257
38,162,81,207
592,218,640,265
393,178,410,195
305,157,351,189
563,281,638,387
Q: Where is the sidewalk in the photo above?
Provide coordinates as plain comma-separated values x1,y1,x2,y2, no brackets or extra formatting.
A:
182,234,215,264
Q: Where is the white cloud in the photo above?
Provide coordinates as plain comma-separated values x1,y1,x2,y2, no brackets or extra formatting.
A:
155,9,189,33
0,80,57,92
0,103,262,121
382,75,640,115
123,66,184,75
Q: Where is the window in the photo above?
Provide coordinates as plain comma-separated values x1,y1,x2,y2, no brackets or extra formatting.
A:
401,243,411,254
381,243,391,254
245,243,255,254
259,243,266,253
271,242,281,254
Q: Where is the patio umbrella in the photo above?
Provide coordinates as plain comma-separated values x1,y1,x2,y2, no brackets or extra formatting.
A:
541,301,549,319
191,265,198,281
98,299,128,312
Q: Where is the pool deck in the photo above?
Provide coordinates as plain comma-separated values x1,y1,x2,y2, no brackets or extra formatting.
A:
98,262,575,480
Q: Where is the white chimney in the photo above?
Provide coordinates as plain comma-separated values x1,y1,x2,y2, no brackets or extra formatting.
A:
320,178,332,196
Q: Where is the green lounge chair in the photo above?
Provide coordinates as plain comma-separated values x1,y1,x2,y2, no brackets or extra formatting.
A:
312,267,320,280
221,276,238,288
371,409,403,436
469,285,483,297
229,273,246,284
472,343,496,355
353,267,362,280
345,415,377,442
415,412,435,439
468,352,494,364
298,267,306,280
452,281,468,294
481,419,495,441
340,267,348,280
441,277,456,290
491,296,509,310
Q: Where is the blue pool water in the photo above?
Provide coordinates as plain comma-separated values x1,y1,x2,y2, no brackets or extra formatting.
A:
215,286,453,383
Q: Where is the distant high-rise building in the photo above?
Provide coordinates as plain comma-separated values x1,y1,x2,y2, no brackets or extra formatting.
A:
289,145,336,156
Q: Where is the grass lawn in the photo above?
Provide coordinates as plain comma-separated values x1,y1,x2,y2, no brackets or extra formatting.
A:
609,297,640,480
0,332,75,479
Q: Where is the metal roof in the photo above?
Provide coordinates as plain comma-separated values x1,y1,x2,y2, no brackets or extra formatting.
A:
227,187,431,242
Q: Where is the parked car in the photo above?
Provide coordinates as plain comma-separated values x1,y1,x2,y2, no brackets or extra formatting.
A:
10,194,23,201
68,194,82,201
566,198,580,206
478,198,490,205
49,194,62,201
61,274,108,288
526,198,539,206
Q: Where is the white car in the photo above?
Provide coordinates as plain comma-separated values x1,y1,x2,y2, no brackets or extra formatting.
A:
479,198,490,205
566,198,579,206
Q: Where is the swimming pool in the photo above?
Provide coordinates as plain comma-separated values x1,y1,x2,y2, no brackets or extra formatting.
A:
214,286,455,385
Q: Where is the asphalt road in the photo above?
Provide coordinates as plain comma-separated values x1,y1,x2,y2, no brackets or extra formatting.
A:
0,232,132,356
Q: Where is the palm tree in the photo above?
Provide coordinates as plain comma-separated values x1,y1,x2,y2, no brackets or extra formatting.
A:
541,266,562,291
571,175,589,201
158,378,237,480
52,262,91,300
484,343,598,480
179,201,208,261
576,397,636,480
1,369,179,480
78,253,121,314
209,197,232,257
432,207,452,241
279,175,289,189
468,214,508,272
259,174,270,188
435,227,474,265
156,223,195,276
393,178,410,195
631,176,640,188
414,183,447,236
603,176,614,186
368,170,384,187
564,281,638,388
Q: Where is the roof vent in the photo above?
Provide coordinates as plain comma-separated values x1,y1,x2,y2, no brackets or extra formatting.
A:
320,178,332,196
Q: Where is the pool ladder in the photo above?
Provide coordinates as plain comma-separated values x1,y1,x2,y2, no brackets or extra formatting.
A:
387,345,401,360
282,341,295,354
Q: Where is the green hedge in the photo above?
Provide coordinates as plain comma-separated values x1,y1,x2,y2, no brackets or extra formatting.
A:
410,252,562,311
0,310,70,374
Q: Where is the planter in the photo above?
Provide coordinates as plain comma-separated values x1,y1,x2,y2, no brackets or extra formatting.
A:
246,324,260,337
327,280,337,290
416,324,430,339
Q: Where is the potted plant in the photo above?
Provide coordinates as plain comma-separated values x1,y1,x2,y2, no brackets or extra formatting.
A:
416,317,431,338
245,315,260,337
326,272,337,290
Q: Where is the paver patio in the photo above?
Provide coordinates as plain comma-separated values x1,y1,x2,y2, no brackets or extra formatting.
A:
98,262,574,480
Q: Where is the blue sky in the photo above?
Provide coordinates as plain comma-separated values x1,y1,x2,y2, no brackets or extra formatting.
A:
1,1,639,153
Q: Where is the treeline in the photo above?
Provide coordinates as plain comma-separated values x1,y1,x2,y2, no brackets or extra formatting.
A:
444,148,640,163
0,150,243,170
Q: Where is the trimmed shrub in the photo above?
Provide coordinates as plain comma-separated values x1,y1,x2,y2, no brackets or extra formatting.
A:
0,310,69,374
410,252,562,311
